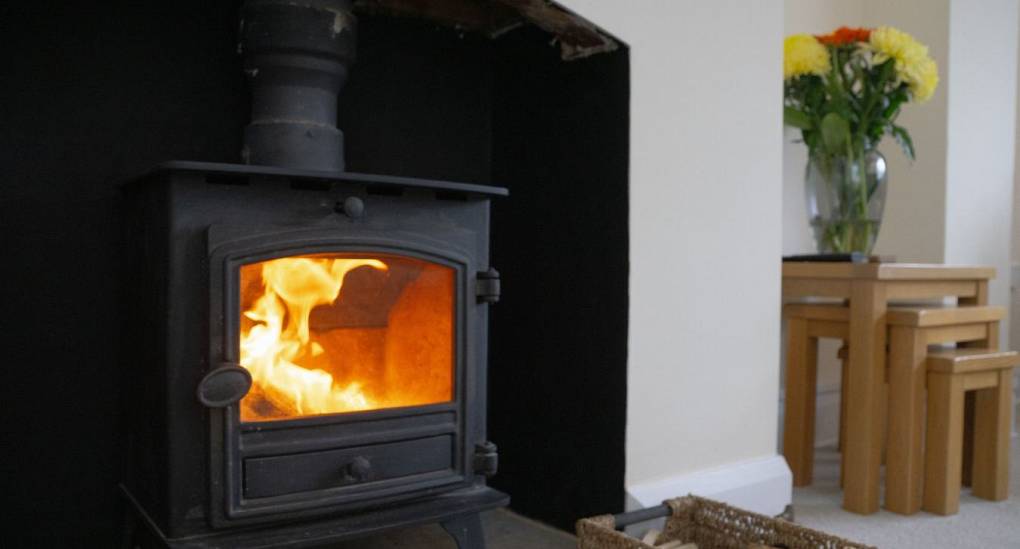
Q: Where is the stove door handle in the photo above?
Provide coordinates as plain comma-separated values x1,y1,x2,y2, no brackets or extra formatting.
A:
196,363,253,408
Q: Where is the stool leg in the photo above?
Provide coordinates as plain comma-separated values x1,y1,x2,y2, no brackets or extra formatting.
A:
784,317,817,486
972,370,1013,501
886,325,926,515
924,372,965,515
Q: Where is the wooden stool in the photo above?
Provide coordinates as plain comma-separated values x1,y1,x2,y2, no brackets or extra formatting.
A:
783,303,896,487
782,303,848,487
883,306,1005,515
923,349,1018,515
782,304,1005,496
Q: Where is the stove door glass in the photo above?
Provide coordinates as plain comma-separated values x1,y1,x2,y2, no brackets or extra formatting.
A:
238,253,454,422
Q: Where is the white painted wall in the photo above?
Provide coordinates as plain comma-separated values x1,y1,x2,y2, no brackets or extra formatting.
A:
944,0,1018,346
557,0,788,513
1013,8,1020,429
1011,11,1020,277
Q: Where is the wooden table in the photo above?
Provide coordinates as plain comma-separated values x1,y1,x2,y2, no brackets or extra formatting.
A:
782,262,995,514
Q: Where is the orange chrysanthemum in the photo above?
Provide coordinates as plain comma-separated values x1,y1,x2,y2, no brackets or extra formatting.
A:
816,26,872,46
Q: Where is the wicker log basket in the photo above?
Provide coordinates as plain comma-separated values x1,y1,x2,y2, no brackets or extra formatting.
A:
576,496,874,549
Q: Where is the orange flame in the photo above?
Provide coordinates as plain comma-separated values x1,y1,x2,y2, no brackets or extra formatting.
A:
239,257,387,417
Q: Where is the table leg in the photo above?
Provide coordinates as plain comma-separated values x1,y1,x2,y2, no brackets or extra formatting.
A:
843,281,886,514
885,325,926,514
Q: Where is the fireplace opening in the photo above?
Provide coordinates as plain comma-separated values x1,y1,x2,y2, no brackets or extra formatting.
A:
1,1,629,546
238,254,454,421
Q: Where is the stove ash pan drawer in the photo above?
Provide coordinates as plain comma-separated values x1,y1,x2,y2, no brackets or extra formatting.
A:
243,435,455,499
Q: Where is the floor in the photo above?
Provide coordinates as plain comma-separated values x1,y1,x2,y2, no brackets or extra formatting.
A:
326,508,576,548
320,441,1020,548
794,439,1020,548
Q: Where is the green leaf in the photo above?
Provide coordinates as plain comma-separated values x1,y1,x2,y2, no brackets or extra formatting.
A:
867,120,887,143
891,125,915,160
882,87,909,120
820,112,851,154
784,107,813,129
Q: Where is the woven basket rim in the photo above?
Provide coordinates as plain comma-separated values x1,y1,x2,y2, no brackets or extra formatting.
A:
575,494,876,549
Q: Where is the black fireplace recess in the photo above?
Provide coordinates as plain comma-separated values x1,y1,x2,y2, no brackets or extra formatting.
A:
120,1,508,547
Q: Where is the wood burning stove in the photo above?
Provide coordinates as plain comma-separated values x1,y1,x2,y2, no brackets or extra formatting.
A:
120,1,508,547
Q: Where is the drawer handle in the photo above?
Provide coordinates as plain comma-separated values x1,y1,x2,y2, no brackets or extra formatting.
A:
343,456,372,483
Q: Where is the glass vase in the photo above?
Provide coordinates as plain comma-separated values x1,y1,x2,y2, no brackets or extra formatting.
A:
804,150,888,255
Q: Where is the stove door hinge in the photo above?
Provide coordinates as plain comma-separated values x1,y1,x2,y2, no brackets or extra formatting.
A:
476,268,500,304
473,441,499,477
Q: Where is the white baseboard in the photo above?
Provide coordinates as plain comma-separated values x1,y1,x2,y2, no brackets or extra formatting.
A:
623,455,792,534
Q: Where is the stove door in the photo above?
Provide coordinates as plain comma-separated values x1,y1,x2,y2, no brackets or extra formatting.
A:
206,227,478,526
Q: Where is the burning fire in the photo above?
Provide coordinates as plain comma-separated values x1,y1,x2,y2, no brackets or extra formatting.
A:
239,257,388,418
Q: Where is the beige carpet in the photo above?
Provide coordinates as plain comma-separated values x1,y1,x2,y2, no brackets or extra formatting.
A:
793,439,1020,548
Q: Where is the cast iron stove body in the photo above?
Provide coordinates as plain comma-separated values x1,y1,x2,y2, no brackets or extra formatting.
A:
119,1,507,547
121,162,507,548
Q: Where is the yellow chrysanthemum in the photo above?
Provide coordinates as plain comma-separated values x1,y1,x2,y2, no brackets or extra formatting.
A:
902,55,938,102
870,26,927,65
784,34,830,80
870,26,939,102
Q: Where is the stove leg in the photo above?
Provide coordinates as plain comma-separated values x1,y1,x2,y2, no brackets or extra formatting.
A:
441,513,486,549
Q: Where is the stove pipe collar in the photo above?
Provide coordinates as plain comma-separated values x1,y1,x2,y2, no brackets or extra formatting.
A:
239,0,356,172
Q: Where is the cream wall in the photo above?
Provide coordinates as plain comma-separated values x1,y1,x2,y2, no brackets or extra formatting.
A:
557,0,787,506
1014,7,1020,411
943,0,1018,346
1009,7,1020,356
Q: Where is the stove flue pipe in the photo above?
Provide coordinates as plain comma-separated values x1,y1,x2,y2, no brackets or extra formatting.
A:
239,0,356,172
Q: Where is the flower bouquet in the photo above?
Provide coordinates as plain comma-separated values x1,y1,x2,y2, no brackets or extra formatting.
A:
784,26,938,254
